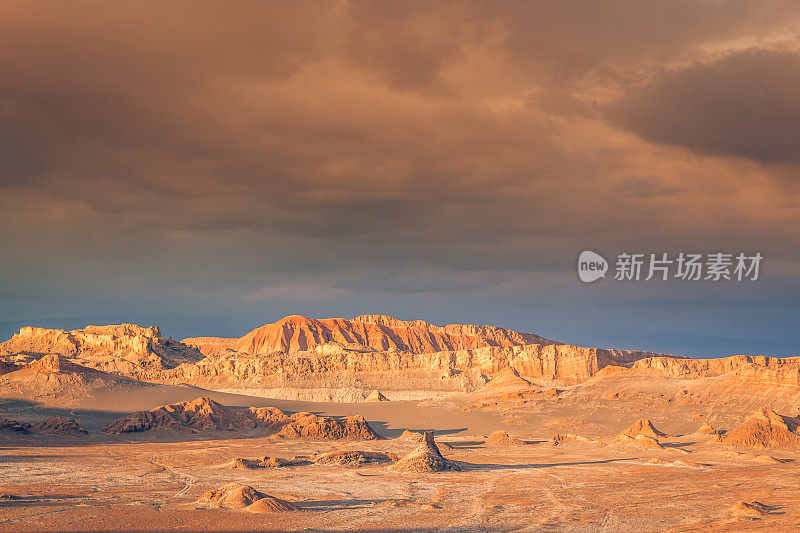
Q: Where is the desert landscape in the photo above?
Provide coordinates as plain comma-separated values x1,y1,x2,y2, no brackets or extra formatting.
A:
2,315,800,531
3,3,800,531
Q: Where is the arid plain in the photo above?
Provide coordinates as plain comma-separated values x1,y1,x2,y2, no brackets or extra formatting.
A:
2,315,800,531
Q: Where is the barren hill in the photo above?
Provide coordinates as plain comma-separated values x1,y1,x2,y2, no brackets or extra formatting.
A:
182,314,553,356
161,341,668,399
0,353,147,401
0,324,203,378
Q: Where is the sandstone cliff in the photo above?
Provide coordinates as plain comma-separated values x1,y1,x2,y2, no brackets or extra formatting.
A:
161,341,666,393
626,355,800,388
182,314,553,356
0,324,203,378
4,315,800,403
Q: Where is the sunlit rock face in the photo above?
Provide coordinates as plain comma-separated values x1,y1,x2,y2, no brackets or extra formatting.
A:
0,324,203,378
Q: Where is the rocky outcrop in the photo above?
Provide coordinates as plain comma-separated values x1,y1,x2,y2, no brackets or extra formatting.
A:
227,456,311,469
365,390,388,402
485,430,525,445
719,408,800,448
102,397,381,439
0,361,19,376
31,416,88,435
619,419,668,439
0,414,87,435
0,324,203,379
313,450,397,466
392,431,461,472
274,412,381,440
182,314,553,356
197,484,297,512
0,354,141,400
0,416,31,433
629,355,800,388
162,341,668,394
9,316,800,401
101,397,286,434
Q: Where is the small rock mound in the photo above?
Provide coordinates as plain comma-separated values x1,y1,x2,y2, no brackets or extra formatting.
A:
31,416,88,435
247,496,298,513
397,429,423,440
395,429,452,449
275,412,381,440
485,430,525,445
102,397,288,434
619,419,668,439
365,390,389,402
0,361,20,375
227,456,310,469
27,354,82,374
610,434,664,450
197,483,296,512
551,433,595,446
480,367,531,392
697,423,720,436
645,458,705,468
720,408,800,448
313,450,397,467
0,416,31,433
392,431,461,473
751,454,788,464
732,501,773,517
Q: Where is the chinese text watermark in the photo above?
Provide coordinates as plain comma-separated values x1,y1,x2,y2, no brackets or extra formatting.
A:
578,251,762,283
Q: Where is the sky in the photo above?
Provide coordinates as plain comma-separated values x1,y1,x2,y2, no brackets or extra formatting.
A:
1,1,799,357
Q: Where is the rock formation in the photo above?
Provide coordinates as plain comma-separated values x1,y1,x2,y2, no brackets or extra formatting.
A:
8,315,800,404
102,397,381,439
197,484,297,512
610,434,665,450
102,397,285,434
31,416,88,435
732,501,773,517
227,456,310,469
0,416,30,433
313,450,397,466
392,431,461,472
183,314,553,356
619,419,668,439
485,430,526,445
480,367,532,392
697,423,720,436
365,390,388,402
0,324,202,378
274,412,381,440
0,414,87,435
0,354,142,401
551,433,597,446
719,408,800,448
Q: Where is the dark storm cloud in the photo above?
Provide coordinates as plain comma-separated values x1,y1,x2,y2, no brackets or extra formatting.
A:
0,0,799,333
609,49,800,164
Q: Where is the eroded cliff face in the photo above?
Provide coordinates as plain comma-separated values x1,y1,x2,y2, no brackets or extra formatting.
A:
182,314,553,356
161,342,667,394
3,316,800,401
628,355,800,388
0,324,203,377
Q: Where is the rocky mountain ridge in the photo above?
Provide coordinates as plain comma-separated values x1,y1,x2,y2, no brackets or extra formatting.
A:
182,314,553,356
2,315,800,401
0,324,203,378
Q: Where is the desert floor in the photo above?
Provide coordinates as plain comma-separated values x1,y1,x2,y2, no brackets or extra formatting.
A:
3,378,800,532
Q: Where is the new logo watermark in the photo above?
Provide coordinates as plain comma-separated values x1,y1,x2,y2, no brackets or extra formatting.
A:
577,251,608,283
578,251,762,283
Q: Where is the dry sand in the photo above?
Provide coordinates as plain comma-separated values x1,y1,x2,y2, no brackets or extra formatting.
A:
5,354,800,531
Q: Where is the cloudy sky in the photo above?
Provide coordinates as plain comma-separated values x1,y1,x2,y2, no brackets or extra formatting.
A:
2,1,799,356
